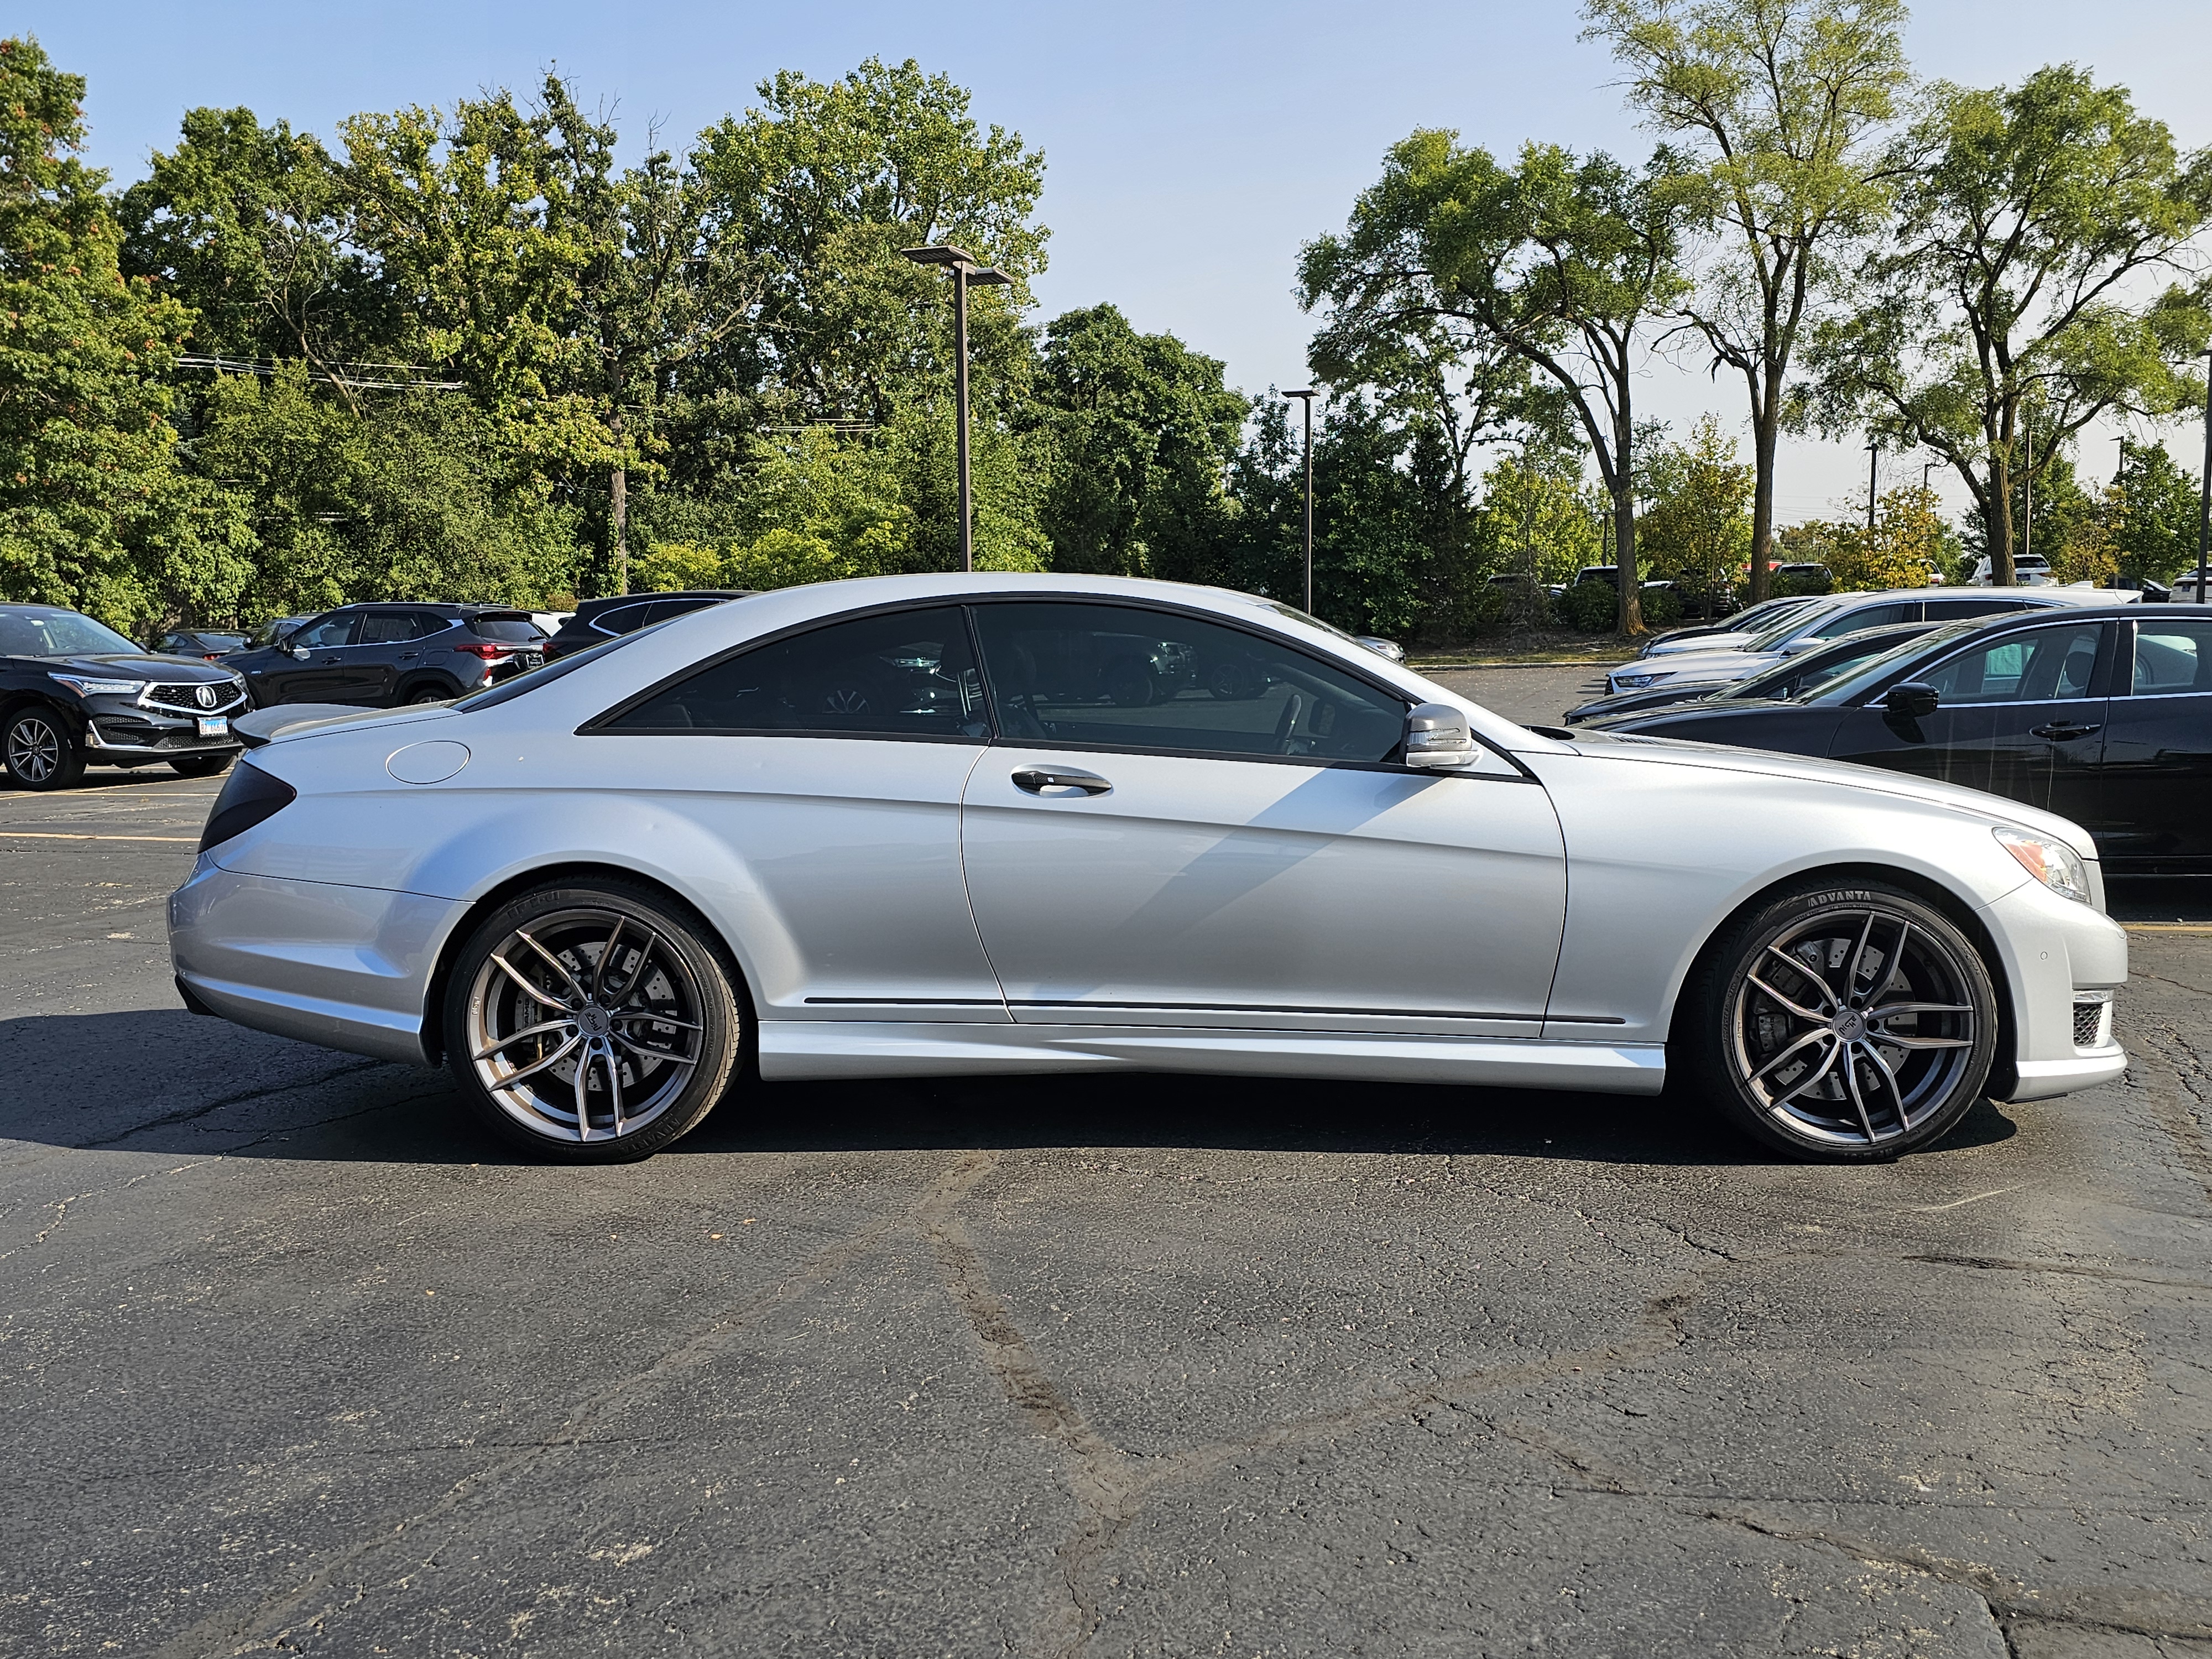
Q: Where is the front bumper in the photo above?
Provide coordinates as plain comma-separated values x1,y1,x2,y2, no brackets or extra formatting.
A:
169,858,461,1065
1976,876,2127,1102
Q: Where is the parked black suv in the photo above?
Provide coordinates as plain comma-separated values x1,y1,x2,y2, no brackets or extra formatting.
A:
155,628,252,660
225,603,547,707
544,591,752,660
1,605,247,789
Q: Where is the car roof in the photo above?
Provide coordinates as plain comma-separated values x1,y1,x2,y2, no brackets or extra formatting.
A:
567,590,753,618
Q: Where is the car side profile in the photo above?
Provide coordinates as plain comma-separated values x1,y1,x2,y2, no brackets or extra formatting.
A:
225,603,547,707
2,606,246,787
1563,620,1938,725
173,574,2126,1166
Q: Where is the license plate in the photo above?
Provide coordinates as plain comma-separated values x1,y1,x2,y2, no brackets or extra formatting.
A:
517,653,542,667
197,716,228,738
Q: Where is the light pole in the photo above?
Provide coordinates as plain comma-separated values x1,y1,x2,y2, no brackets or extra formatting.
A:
1865,441,1879,531
2195,349,2211,603
1283,388,1317,613
901,244,1013,572
1921,458,1937,494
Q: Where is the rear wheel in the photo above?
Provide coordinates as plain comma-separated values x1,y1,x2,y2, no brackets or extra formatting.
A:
444,880,743,1161
170,753,234,778
1681,880,1996,1161
4,708,84,790
406,684,453,705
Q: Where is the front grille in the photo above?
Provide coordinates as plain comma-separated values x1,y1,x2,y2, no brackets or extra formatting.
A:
2073,998,2112,1050
143,681,246,716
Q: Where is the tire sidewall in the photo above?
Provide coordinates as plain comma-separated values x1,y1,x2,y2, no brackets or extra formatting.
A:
1691,881,1999,1162
5,706,84,790
444,880,744,1162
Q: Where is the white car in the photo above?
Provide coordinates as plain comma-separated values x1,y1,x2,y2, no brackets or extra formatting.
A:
171,573,2126,1165
1970,554,2053,586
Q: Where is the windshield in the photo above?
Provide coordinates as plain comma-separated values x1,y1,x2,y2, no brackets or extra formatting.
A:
1719,628,1927,704
0,610,145,657
1706,596,1814,637
1802,618,1984,706
1743,601,1848,653
1253,598,1386,653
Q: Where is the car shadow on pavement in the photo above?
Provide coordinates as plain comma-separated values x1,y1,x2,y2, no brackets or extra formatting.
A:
3,1008,2016,1169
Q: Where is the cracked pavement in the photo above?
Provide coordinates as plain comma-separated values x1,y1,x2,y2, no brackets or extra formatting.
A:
3,756,2211,1657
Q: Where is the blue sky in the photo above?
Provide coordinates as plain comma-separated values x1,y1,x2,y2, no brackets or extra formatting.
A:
28,1,2212,517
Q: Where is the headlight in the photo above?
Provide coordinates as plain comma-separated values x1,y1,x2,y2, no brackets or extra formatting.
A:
1613,672,1662,690
48,673,142,697
1994,826,2091,904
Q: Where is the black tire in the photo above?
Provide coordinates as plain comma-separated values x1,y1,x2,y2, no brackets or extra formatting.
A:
405,684,455,706
1100,656,1154,707
1206,658,1263,701
4,706,85,790
1678,879,1997,1162
444,879,743,1162
170,753,235,778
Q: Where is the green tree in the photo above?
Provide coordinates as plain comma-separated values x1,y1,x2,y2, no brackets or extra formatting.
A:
2104,440,2204,585
1636,413,1752,603
1030,303,1248,579
1475,445,1605,626
1583,0,1910,607
1299,138,1694,634
1806,66,2212,583
0,37,255,630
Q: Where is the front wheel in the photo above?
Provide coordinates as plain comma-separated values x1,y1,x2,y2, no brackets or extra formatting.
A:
444,880,744,1161
4,708,84,790
1680,880,1997,1161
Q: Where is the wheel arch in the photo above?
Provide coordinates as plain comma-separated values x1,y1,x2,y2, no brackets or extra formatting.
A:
418,859,761,1068
1662,860,2020,1096
394,671,464,705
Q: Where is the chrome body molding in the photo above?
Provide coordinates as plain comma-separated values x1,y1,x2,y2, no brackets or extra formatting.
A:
752,1019,1668,1091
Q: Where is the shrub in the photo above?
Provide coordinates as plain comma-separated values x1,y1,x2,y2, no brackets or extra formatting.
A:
1640,585,1684,628
1557,579,1619,632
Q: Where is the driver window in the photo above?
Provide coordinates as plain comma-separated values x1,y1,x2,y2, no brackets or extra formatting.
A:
1922,623,2103,705
289,614,358,650
969,601,1406,762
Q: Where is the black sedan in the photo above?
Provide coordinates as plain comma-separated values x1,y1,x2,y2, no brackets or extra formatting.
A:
1564,620,1938,724
1586,604,2209,874
225,603,547,707
1,606,246,789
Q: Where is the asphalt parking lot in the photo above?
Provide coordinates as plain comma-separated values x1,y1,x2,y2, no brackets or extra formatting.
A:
6,674,2211,1658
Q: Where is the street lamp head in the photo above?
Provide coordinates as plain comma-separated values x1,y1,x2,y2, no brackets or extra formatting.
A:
1283,388,1316,399
900,244,979,269
968,267,1014,287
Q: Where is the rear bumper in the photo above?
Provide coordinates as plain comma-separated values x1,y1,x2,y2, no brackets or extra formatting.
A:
168,858,458,1065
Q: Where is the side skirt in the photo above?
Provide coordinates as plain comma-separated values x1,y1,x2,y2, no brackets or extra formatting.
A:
756,1019,1667,1094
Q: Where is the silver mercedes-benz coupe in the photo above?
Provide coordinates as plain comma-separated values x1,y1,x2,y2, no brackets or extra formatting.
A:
169,573,2127,1164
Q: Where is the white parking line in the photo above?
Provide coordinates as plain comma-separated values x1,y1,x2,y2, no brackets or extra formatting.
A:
0,832,198,843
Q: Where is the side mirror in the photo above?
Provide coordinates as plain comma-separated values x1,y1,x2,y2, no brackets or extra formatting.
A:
289,645,311,660
1884,681,1940,719
1779,637,1825,656
1404,701,1475,769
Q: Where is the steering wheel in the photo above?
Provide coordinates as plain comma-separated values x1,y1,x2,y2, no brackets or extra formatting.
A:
1273,690,1307,754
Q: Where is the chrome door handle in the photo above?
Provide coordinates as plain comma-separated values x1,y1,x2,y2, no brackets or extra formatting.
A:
2031,722,2100,740
1012,765,1112,796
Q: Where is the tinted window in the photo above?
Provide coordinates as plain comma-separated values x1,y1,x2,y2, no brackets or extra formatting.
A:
471,615,542,642
971,601,1405,763
1805,602,1912,639
357,611,422,644
1923,623,2103,705
591,602,655,638
610,606,986,739
2132,619,2212,693
290,614,358,650
641,598,718,626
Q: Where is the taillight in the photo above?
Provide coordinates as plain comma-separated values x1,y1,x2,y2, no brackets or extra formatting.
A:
199,762,298,852
455,641,505,660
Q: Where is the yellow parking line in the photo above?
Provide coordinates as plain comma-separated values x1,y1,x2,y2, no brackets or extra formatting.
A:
0,831,199,843
2122,922,2212,933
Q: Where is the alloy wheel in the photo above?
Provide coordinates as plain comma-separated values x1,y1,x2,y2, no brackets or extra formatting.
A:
1729,904,1979,1150
7,715,62,784
463,904,707,1144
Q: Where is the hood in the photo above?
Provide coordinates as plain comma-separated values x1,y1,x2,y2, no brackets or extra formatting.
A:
44,653,238,682
1545,726,2100,858
1646,629,1759,657
1614,647,1778,682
